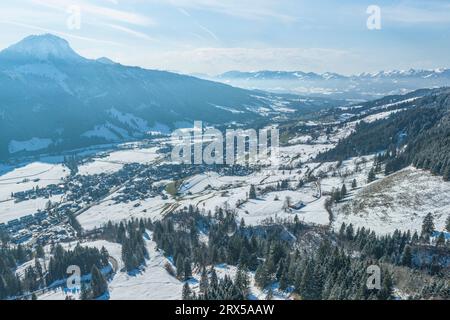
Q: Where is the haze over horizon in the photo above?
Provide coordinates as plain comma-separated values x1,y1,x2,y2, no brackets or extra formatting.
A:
0,0,449,76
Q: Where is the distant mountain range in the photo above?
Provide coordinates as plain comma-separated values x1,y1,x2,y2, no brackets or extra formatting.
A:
0,34,337,160
218,69,450,81
211,69,450,100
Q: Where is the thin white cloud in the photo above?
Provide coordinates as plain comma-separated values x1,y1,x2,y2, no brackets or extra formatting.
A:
196,23,219,41
177,7,191,17
176,7,219,42
384,3,450,24
101,23,156,41
32,0,156,26
162,0,297,23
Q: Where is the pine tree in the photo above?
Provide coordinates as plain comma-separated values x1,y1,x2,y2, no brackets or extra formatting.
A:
176,256,184,279
238,247,250,268
67,212,82,236
332,188,342,203
279,271,288,291
299,260,320,300
249,185,257,200
346,224,354,240
80,282,92,300
199,268,209,294
266,287,274,300
35,245,45,259
90,265,108,299
446,215,450,232
443,166,450,181
351,179,357,189
240,218,246,229
234,266,250,298
16,245,26,263
379,270,393,300
35,258,43,287
412,231,419,243
341,184,347,198
184,257,192,280
255,264,269,288
182,282,192,300
436,232,446,247
283,196,292,212
368,168,376,183
421,213,435,241
121,241,132,271
401,245,412,267
339,223,346,239
210,267,218,289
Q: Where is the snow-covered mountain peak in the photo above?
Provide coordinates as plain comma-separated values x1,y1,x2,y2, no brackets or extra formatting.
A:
1,34,83,61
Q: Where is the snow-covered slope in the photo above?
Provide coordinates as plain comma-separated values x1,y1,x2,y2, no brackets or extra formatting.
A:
39,232,285,300
333,167,450,235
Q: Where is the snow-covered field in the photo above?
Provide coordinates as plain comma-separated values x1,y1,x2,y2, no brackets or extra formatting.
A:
332,167,450,235
78,147,161,176
0,196,62,224
39,232,284,300
39,240,123,300
0,161,68,223
41,234,182,300
0,162,68,201
108,232,182,300
78,195,172,230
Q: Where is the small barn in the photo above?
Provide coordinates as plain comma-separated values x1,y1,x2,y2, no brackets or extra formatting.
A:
291,201,306,210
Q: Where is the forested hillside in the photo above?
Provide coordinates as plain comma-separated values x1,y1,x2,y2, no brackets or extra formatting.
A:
317,89,450,180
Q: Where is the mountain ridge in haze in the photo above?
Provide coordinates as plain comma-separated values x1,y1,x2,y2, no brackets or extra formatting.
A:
217,68,450,80
213,69,450,100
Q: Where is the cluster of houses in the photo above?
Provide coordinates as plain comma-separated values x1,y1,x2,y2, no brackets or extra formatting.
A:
12,184,65,202
108,165,185,203
112,177,161,203
0,212,76,246
0,211,49,244
2,158,261,247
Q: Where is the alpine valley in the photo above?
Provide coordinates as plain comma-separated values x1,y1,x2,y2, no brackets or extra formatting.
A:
0,35,449,301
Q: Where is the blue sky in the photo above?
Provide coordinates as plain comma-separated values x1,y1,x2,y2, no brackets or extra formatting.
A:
0,0,449,75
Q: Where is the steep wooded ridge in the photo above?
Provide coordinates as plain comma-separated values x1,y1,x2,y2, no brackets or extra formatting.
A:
317,88,450,180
